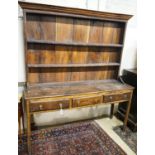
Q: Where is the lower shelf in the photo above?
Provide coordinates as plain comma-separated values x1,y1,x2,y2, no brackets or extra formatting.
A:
27,63,120,68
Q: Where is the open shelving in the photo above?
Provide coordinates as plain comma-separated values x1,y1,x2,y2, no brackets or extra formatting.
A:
23,6,128,84
27,63,120,68
27,39,123,48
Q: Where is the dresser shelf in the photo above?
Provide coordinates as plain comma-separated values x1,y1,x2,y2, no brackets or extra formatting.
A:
27,63,120,68
27,39,123,48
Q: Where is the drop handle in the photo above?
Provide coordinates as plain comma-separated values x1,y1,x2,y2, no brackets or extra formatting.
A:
39,105,43,110
109,96,113,100
59,103,62,109
59,103,64,115
124,94,128,98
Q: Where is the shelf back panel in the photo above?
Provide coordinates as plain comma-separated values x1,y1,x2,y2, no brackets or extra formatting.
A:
28,66,119,84
26,13,125,45
27,45,121,64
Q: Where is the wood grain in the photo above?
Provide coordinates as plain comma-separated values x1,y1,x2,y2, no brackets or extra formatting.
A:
25,79,134,99
26,14,41,40
39,15,56,41
89,21,103,43
27,44,40,83
26,14,56,40
102,22,114,44
72,95,102,107
73,19,90,43
70,47,88,81
27,44,56,83
55,46,72,82
56,17,73,42
112,23,124,44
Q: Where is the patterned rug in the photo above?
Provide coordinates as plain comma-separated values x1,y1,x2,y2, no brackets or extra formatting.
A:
113,126,137,153
19,121,126,155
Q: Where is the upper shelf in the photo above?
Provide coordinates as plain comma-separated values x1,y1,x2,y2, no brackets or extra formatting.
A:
27,63,120,68
27,39,123,48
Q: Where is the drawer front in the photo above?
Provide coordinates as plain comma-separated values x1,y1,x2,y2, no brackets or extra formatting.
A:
30,99,69,112
103,93,130,103
73,95,102,108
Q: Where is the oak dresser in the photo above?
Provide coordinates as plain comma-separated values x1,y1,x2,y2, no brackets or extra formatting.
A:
19,1,134,154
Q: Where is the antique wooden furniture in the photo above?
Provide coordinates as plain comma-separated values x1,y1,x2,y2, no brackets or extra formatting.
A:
19,1,134,154
117,69,137,131
18,95,24,142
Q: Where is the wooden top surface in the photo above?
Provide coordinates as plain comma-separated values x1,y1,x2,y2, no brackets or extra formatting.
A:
24,80,134,99
18,1,132,22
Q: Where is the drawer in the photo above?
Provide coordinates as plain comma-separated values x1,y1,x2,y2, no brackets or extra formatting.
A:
72,95,102,108
103,93,130,103
30,99,69,112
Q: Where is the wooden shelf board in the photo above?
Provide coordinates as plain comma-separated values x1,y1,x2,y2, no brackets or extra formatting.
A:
27,63,120,68
27,39,123,48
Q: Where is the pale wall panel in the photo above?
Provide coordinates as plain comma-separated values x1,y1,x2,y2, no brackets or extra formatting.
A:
24,0,87,9
86,0,99,10
18,18,25,82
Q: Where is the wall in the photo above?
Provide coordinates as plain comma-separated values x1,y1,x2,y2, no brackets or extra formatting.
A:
18,0,137,126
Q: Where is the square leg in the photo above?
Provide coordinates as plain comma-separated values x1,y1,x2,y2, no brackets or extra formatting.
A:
110,104,114,119
123,91,133,131
26,100,32,155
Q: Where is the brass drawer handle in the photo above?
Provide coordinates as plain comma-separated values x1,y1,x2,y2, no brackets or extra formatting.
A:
109,96,113,100
59,103,63,115
59,103,62,109
39,105,43,110
124,94,128,98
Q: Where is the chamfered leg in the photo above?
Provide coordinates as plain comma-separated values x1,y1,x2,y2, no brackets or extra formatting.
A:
26,100,31,155
123,91,133,131
110,103,114,119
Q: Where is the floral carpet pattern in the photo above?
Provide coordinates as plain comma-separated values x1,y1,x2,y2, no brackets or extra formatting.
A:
113,126,137,153
19,121,126,155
